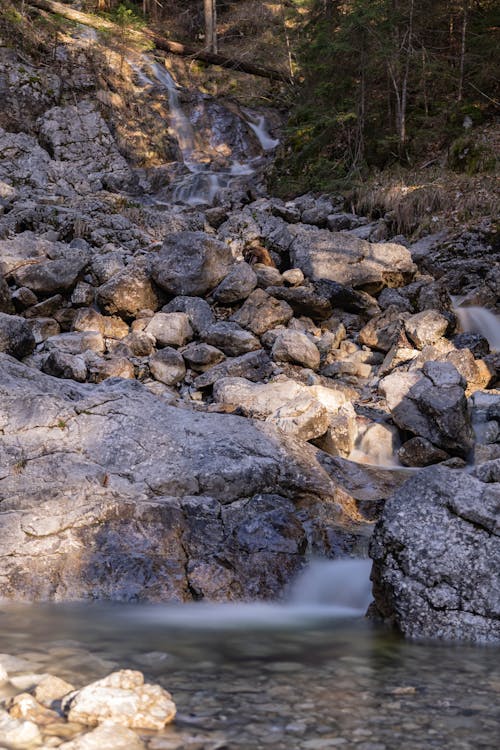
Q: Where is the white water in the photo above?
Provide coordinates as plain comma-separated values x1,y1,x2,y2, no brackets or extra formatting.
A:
132,57,278,205
125,559,372,630
243,109,280,151
455,306,500,351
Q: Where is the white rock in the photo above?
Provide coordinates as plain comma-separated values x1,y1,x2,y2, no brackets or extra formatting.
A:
63,670,176,730
58,722,145,750
0,710,42,748
267,395,329,441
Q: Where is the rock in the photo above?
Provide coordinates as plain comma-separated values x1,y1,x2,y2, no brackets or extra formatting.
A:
44,331,105,355
397,437,450,467
271,330,321,370
379,361,473,458
231,288,294,336
30,317,60,344
97,263,159,319
24,294,63,320
358,306,408,352
180,342,225,372
7,692,59,725
113,332,155,357
63,670,175,729
59,723,146,750
38,100,133,192
0,711,42,748
150,348,186,386
152,231,233,297
162,296,215,336
211,261,257,303
73,308,128,339
12,257,86,295
370,466,500,642
266,285,332,320
0,664,7,684
203,321,260,357
0,275,13,313
34,675,75,708
254,264,283,288
312,403,357,458
71,281,95,307
12,286,38,312
289,227,416,293
145,312,193,348
314,279,379,316
282,268,304,286
268,395,329,441
404,310,449,348
194,349,273,389
0,312,36,358
453,331,490,358
42,351,88,382
89,357,135,383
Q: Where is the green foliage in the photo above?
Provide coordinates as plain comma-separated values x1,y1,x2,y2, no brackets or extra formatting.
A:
448,136,497,175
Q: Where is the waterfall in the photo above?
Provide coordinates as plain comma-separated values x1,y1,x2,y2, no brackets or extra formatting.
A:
132,56,277,206
455,306,500,351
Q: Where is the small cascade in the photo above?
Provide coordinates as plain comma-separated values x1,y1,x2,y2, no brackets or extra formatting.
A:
124,559,372,630
348,421,401,467
243,109,280,151
455,306,500,351
132,56,278,206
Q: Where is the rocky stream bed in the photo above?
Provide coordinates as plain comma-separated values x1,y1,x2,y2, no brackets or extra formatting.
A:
0,15,499,750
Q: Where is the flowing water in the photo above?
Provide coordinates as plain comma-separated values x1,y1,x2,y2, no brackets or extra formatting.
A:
455,306,500,351
1,562,499,748
132,57,277,206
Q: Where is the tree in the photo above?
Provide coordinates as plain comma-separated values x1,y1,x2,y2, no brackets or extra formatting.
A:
203,0,217,53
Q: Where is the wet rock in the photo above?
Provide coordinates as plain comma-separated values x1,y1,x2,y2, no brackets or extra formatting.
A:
370,466,500,642
271,330,321,370
211,261,257,303
59,723,145,750
62,670,175,729
0,312,36,358
150,348,186,385
203,321,261,357
42,351,88,382
152,231,233,297
379,361,473,458
289,228,416,293
194,349,273,388
181,342,225,372
96,263,159,319
267,395,330,441
12,257,87,295
404,310,449,349
397,437,449,467
231,288,294,335
145,312,193,348
162,296,215,336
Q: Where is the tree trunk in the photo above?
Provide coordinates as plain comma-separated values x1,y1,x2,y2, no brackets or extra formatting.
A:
458,0,468,102
204,0,217,54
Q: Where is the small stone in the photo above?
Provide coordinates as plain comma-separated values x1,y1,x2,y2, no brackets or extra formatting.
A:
267,395,329,441
7,692,59,726
282,268,304,286
34,674,75,708
211,261,257,304
145,312,193,348
58,723,146,750
203,321,260,357
0,312,36,358
63,669,176,730
12,286,37,311
0,711,42,749
231,288,293,336
150,348,186,386
271,330,321,370
181,342,225,372
404,309,449,348
41,351,88,382
398,437,449,467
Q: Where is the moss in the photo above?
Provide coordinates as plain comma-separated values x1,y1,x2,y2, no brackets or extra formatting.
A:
448,136,497,175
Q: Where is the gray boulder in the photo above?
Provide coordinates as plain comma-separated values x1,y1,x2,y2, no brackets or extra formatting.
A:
370,466,500,642
231,288,294,336
152,232,233,297
379,361,473,458
289,227,416,293
12,257,87,295
96,263,159,319
0,313,35,359
211,261,257,303
271,330,321,370
203,321,260,357
0,355,367,602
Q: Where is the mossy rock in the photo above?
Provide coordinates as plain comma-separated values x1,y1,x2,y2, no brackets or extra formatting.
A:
448,136,496,175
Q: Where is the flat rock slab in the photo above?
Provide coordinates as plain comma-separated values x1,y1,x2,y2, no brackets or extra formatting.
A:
0,354,367,602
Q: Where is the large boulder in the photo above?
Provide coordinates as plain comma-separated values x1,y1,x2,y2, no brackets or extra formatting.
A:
289,227,416,293
0,355,367,602
152,232,233,297
370,466,500,642
379,361,473,458
0,313,35,359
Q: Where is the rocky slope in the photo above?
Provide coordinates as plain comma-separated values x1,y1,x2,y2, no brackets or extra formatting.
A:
0,13,499,639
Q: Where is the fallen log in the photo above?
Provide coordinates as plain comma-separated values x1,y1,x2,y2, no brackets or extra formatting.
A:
27,0,292,83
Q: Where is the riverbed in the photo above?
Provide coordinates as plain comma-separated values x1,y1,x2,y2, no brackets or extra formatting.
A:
1,603,498,749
